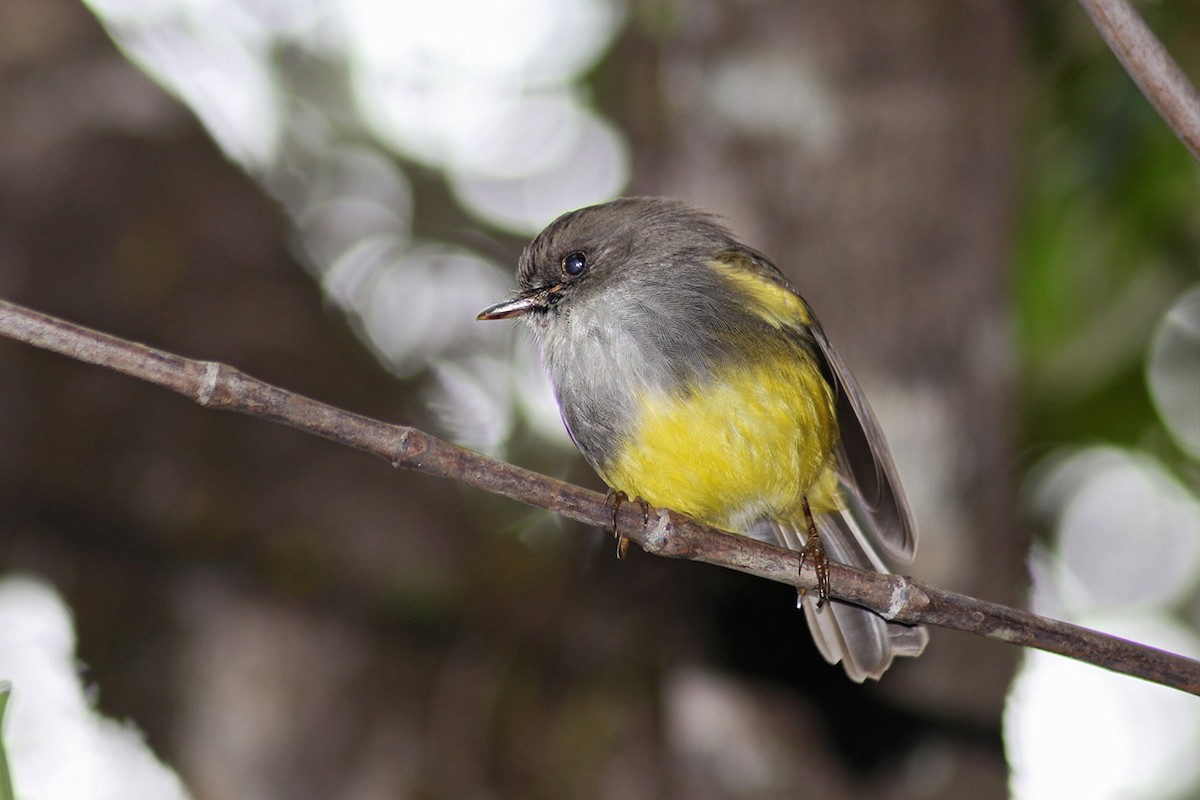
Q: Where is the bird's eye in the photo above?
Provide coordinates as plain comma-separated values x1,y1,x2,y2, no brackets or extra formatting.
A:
562,251,587,276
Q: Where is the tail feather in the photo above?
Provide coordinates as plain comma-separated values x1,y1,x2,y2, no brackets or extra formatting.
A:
773,509,928,682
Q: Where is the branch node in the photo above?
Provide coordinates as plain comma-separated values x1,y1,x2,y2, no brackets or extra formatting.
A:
196,361,219,406
639,508,675,555
389,429,416,469
883,577,912,621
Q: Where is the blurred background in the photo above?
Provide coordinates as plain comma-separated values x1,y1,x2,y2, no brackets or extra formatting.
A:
0,1,1199,798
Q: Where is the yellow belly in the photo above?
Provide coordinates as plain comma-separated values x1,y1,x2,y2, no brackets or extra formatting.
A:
600,351,841,532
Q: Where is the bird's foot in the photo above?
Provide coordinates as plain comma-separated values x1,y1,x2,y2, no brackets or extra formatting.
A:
605,489,651,560
798,496,830,608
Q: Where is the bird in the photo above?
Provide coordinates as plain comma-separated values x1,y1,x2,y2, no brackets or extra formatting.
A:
478,196,928,681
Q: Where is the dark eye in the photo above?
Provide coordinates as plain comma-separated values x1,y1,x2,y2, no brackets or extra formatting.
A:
562,251,587,276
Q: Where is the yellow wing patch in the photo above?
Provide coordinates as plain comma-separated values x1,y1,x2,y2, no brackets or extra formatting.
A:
707,256,811,329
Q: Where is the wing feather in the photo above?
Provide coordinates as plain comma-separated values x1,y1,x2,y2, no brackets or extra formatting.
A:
810,323,917,561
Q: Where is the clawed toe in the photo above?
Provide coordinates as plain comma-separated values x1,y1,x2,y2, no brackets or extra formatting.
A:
605,490,652,560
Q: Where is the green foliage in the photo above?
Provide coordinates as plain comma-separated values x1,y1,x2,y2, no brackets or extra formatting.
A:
1017,3,1200,454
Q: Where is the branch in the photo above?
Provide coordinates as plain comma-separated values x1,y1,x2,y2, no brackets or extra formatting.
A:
2,297,1199,695
1080,0,1200,162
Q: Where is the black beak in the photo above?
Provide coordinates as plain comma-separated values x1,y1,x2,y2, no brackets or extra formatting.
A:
476,286,557,320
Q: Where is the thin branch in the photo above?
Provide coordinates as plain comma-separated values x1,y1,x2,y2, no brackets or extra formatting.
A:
2,297,1200,695
1080,0,1200,161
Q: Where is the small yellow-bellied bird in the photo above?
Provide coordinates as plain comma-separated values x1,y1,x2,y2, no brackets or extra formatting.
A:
478,197,928,681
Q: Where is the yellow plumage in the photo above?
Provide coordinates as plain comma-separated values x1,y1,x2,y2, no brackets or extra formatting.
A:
706,256,813,328
602,350,842,533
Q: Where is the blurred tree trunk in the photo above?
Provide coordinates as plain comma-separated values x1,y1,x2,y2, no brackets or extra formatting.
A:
618,1,1022,795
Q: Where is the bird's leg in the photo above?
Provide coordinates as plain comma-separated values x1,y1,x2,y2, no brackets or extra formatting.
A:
798,496,830,608
605,489,650,559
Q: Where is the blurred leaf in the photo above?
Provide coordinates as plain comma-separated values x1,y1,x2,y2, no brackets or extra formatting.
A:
1148,285,1200,459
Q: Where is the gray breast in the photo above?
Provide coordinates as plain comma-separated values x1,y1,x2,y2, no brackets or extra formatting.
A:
533,276,748,472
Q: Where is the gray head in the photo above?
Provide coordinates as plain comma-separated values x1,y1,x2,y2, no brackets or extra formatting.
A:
520,197,737,303
477,197,742,331
477,197,762,466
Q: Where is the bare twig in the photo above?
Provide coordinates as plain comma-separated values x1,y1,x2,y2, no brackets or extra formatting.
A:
2,297,1200,695
1079,0,1200,161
